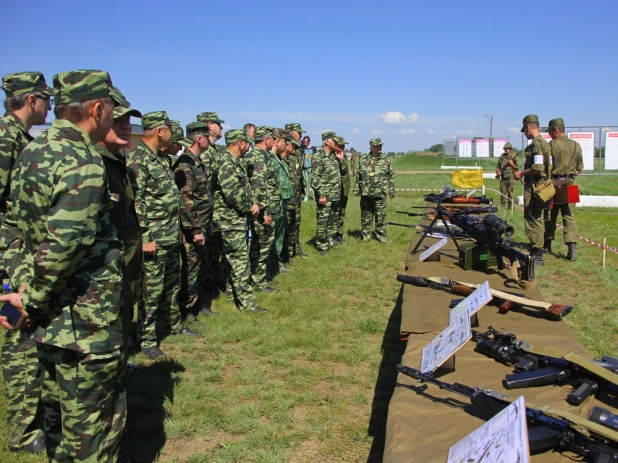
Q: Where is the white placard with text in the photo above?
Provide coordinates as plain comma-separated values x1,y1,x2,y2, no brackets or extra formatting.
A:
448,281,492,325
419,237,448,262
605,132,618,170
568,132,594,171
421,311,471,373
458,139,473,158
476,139,490,158
493,138,507,157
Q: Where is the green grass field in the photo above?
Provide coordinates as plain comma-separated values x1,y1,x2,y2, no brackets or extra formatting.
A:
0,170,616,462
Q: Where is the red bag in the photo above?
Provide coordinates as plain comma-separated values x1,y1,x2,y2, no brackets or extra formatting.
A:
568,184,580,203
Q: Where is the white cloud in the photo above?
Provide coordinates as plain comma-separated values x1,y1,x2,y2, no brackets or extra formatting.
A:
350,128,361,135
400,129,417,135
379,111,421,125
455,130,477,136
507,126,520,133
371,129,383,136
426,128,435,134
222,123,232,129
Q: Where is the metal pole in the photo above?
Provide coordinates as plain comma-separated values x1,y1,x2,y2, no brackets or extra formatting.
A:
483,114,494,157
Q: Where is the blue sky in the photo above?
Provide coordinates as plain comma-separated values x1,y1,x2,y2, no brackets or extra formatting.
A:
2,0,617,151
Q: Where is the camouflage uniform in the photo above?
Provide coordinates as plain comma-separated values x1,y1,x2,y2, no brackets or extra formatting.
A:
127,112,182,350
6,70,127,461
270,141,294,267
245,127,276,289
311,132,342,252
496,143,519,207
285,123,307,256
173,122,213,316
284,139,304,259
521,115,551,252
545,118,584,250
350,148,359,176
334,136,351,240
213,130,257,311
0,72,51,452
354,138,395,243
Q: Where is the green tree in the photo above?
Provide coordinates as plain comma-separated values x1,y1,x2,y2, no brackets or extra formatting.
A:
426,143,444,153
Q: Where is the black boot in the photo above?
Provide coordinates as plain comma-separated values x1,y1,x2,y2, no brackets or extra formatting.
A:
566,243,576,261
531,248,544,266
543,239,552,254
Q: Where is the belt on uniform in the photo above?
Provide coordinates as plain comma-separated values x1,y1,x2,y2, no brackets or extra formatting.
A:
552,175,574,180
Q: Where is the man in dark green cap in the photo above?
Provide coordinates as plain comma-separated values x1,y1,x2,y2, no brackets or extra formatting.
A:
544,118,583,261
127,110,199,360
285,123,308,258
213,129,267,313
283,138,305,260
495,142,519,208
0,70,53,454
354,138,395,244
0,69,127,461
514,114,551,266
333,136,351,243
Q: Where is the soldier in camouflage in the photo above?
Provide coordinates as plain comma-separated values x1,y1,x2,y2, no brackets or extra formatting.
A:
333,136,351,243
164,120,189,158
350,148,359,176
245,126,277,292
283,138,305,261
514,114,551,266
495,142,519,208
127,111,199,359
285,123,308,258
544,118,583,261
0,71,52,454
173,121,218,319
213,129,267,313
312,132,344,254
354,138,395,244
0,69,128,462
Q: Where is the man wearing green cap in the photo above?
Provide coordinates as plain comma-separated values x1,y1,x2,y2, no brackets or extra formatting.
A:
173,122,217,318
213,129,267,312
245,126,277,292
333,136,351,243
0,69,127,461
354,138,395,244
163,121,190,159
283,138,305,260
514,114,551,266
495,142,519,208
312,132,344,254
127,110,199,360
285,123,308,258
544,118,583,261
0,71,53,454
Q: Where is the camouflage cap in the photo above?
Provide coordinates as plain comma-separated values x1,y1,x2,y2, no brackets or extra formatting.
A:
273,128,291,140
333,136,349,146
370,137,385,146
290,139,301,147
112,87,142,119
503,142,513,149
322,131,336,141
170,121,184,142
284,123,304,133
547,118,565,130
197,111,225,124
254,125,274,141
1,71,52,97
225,129,254,145
186,121,210,137
53,69,127,107
142,110,172,130
520,114,539,132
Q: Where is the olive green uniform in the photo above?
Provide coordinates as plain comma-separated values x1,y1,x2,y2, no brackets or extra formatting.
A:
523,134,551,250
496,151,519,207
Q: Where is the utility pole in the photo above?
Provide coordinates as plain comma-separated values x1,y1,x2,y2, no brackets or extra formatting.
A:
483,114,493,157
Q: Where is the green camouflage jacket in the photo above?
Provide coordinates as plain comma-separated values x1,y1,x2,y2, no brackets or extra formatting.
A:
496,152,519,179
523,134,551,186
353,153,395,198
173,147,213,241
285,154,303,206
8,119,123,354
213,149,253,231
549,136,584,176
289,148,305,194
0,112,33,212
271,152,293,205
127,141,180,245
339,157,351,197
244,146,276,216
311,148,342,202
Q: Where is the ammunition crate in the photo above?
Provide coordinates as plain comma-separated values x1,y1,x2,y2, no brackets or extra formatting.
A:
458,243,498,271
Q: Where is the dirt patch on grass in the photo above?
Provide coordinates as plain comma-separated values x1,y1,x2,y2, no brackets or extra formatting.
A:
158,433,240,462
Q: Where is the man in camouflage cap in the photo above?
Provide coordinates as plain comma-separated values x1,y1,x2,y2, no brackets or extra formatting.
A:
0,71,53,454
354,138,395,244
495,142,519,208
245,126,277,292
0,69,127,460
173,122,218,319
285,123,308,258
544,118,583,261
282,137,305,261
312,132,345,254
127,111,199,360
164,120,191,159
514,114,551,266
333,136,351,243
213,129,267,312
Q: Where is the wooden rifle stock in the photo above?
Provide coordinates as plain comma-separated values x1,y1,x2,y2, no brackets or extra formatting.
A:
452,196,480,204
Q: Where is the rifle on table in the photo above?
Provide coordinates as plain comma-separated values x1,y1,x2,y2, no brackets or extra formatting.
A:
471,326,618,405
396,364,618,462
397,206,498,216
424,191,494,206
397,275,571,320
388,223,470,238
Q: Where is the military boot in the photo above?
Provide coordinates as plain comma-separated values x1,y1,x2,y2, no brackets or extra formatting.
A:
566,243,577,261
543,239,552,254
531,248,544,266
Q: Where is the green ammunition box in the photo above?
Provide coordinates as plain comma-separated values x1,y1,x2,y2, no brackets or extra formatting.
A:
458,243,498,271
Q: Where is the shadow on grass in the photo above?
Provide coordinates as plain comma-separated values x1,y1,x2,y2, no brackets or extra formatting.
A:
366,286,407,463
346,229,364,240
121,359,185,462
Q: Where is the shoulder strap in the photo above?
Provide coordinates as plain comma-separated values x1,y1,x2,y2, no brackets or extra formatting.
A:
567,138,577,177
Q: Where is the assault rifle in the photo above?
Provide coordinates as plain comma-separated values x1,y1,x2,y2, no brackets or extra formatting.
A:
396,364,618,462
388,223,471,238
397,205,498,216
471,327,618,405
424,191,494,206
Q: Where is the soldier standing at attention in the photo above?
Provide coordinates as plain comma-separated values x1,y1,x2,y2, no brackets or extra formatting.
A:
127,111,199,360
350,147,359,176
214,129,267,313
312,132,344,255
514,114,551,266
301,135,317,200
285,123,308,258
173,122,218,320
544,118,583,261
0,69,127,461
0,71,52,454
354,138,395,244
495,142,519,208
283,138,305,260
245,126,276,292
333,136,350,244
